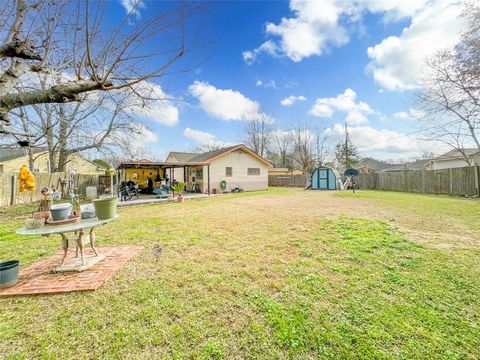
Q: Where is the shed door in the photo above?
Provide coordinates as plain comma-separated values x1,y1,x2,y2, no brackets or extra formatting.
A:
318,169,328,189
311,170,319,189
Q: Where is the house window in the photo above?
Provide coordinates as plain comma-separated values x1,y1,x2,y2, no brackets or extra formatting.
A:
225,167,232,177
247,168,260,176
195,168,203,180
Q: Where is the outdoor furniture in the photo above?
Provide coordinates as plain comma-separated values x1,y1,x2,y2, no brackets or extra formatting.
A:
16,216,119,272
153,186,168,198
128,184,139,200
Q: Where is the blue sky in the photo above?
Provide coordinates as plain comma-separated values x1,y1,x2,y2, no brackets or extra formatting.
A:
117,0,465,161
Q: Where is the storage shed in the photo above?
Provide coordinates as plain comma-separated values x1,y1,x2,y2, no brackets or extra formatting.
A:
310,166,338,190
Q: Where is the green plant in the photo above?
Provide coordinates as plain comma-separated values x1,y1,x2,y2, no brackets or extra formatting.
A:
171,182,185,193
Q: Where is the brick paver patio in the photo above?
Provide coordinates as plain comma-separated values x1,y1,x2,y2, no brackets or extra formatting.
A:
0,246,142,297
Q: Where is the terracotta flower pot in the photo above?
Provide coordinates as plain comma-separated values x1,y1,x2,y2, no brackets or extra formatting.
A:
177,194,184,203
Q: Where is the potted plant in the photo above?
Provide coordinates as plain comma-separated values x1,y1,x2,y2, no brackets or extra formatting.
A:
171,182,185,203
0,260,19,288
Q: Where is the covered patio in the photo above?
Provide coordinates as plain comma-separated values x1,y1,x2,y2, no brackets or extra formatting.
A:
115,160,212,198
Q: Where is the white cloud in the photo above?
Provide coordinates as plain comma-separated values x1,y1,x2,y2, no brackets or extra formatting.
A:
366,1,465,90
243,40,280,64
326,123,446,158
393,111,410,120
243,0,429,64
128,123,158,144
183,127,231,148
256,79,278,89
308,88,373,125
280,95,307,106
188,81,273,122
128,82,179,127
119,0,146,18
393,108,425,120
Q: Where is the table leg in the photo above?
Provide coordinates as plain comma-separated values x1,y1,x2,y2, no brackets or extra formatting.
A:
78,230,85,265
60,233,68,266
89,228,99,256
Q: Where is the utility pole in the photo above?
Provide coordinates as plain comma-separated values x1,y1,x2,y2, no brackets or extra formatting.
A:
344,123,348,169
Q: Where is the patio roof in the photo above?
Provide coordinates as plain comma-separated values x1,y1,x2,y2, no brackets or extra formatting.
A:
116,160,210,169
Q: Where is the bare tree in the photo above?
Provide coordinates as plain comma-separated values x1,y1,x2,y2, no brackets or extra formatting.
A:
416,4,480,160
193,142,226,153
0,0,203,125
289,122,316,173
312,125,329,167
270,130,293,168
243,113,273,158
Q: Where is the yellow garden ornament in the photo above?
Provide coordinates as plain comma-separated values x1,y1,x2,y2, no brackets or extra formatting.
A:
18,165,36,192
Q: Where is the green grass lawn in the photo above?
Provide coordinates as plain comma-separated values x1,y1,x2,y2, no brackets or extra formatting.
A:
1,189,479,359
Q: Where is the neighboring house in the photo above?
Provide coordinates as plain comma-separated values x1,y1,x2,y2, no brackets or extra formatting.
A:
0,148,105,175
428,149,480,170
357,166,376,174
357,157,397,172
268,168,303,176
381,159,433,172
165,144,272,192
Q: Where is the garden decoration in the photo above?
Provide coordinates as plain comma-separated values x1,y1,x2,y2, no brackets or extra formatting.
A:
220,180,227,193
18,164,35,192
33,186,53,220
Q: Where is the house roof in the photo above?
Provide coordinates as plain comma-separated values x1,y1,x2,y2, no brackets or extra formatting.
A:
382,159,431,172
166,151,198,162
188,144,272,167
0,147,45,163
433,148,480,161
116,160,210,169
118,144,272,170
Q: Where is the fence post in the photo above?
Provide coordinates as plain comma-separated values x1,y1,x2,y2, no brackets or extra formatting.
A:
9,175,16,206
475,166,480,196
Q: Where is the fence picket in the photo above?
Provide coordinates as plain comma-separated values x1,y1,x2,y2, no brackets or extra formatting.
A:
355,166,479,197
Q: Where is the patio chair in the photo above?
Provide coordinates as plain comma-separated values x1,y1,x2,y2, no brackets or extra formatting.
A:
119,182,131,202
128,184,139,200
153,186,168,199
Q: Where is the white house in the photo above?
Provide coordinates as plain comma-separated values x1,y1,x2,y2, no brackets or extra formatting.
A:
165,144,272,192
429,149,480,170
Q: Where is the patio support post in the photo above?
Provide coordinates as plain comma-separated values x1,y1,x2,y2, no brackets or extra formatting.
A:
207,165,210,196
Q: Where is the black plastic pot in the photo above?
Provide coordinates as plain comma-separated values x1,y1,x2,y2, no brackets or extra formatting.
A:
0,260,20,288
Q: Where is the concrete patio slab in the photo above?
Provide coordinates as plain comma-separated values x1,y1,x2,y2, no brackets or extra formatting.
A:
117,193,209,207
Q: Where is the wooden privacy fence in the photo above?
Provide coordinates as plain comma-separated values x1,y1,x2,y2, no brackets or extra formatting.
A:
0,172,99,207
355,166,480,197
269,174,308,187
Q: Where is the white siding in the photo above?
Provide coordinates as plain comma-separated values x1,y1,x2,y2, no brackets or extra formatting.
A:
206,149,269,192
431,154,480,170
